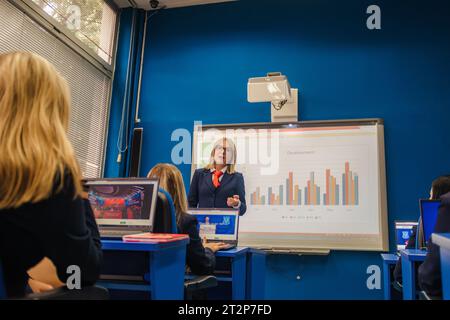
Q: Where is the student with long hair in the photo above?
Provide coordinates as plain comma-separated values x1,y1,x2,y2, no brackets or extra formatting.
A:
148,163,228,275
0,52,102,297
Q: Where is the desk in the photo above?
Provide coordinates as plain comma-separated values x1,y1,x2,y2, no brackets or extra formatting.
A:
400,249,427,300
100,239,188,300
432,233,450,300
215,247,249,300
186,247,265,300
186,247,249,300
380,253,399,300
246,249,266,300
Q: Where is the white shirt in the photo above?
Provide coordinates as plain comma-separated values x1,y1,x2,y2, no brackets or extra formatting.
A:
210,167,241,209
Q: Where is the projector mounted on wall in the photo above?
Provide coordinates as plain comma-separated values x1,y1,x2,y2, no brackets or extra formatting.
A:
247,72,299,123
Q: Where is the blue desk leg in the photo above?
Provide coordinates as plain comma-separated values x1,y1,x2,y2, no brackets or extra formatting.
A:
382,261,391,300
232,254,246,300
441,250,450,300
246,252,266,300
401,258,415,300
150,246,186,300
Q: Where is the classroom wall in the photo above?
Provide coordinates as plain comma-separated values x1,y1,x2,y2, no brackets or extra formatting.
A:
105,0,450,299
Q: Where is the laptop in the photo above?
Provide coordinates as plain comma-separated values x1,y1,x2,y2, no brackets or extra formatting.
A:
394,221,418,254
84,178,159,238
419,199,440,247
188,208,239,250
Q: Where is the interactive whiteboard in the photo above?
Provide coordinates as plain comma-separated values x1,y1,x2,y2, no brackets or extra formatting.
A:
191,119,388,251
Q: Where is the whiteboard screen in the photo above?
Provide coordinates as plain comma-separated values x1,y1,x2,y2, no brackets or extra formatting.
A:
191,119,388,251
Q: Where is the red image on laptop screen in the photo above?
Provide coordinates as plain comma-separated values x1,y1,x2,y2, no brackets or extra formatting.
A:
88,185,149,220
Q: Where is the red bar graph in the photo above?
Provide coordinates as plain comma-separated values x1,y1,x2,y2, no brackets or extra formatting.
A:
325,169,340,205
249,162,357,206
305,172,320,205
342,162,359,205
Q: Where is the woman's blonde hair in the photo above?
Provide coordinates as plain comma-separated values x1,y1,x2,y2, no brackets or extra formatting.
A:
204,137,237,174
0,52,82,209
147,163,188,224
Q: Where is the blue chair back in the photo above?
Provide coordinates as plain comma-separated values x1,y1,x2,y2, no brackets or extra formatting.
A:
158,187,177,234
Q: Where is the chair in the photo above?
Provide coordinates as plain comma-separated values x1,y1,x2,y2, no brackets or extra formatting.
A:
392,280,403,293
392,279,442,300
184,275,218,300
21,285,109,300
0,260,109,300
418,290,442,300
153,188,177,234
154,188,218,300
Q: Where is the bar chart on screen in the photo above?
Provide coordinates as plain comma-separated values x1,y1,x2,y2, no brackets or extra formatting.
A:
238,145,374,234
249,162,359,206
233,125,380,239
192,120,388,250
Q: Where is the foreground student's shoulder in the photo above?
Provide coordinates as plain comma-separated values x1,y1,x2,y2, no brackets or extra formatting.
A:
52,169,79,198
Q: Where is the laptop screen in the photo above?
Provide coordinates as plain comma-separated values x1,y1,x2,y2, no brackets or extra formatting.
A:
394,221,418,250
188,209,239,241
85,179,158,228
420,199,440,246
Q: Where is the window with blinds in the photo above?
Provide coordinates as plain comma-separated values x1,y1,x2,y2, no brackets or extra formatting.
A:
0,0,115,178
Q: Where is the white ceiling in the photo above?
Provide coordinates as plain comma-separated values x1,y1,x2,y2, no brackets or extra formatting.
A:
113,0,236,10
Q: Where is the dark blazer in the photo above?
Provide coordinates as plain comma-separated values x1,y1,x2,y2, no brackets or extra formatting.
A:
418,191,450,297
0,174,102,298
178,213,215,275
188,168,247,216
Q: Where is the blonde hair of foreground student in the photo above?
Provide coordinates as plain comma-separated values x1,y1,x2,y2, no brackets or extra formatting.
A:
0,52,82,209
147,163,188,224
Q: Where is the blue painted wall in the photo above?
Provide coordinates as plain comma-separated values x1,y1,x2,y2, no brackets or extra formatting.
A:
107,0,450,299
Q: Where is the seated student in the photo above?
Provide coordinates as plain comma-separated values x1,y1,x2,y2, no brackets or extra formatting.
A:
418,187,450,298
147,163,229,275
393,175,450,287
27,194,100,293
0,52,102,298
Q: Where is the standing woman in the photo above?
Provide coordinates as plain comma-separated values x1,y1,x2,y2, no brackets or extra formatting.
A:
188,138,246,215
0,52,102,297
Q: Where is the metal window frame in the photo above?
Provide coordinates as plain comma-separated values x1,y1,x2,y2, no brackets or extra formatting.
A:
100,6,123,177
8,0,119,78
